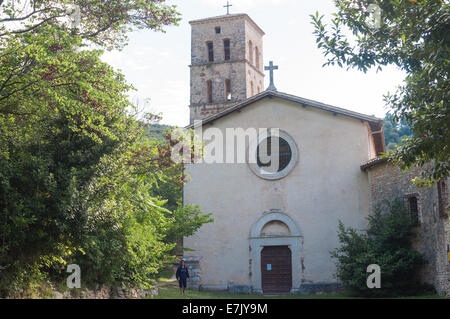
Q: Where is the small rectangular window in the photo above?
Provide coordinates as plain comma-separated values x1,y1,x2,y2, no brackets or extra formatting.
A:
225,79,231,101
207,80,213,103
215,27,221,34
207,42,214,62
408,196,419,225
224,39,231,61
438,180,448,218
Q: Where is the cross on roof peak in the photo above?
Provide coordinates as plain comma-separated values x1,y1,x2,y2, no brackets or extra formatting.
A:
264,61,279,91
224,1,232,15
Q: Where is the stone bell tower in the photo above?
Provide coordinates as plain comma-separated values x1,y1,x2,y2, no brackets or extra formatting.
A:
189,13,265,123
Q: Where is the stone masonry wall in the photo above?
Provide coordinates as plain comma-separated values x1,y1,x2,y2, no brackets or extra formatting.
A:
189,61,247,123
184,256,201,290
189,14,264,123
366,162,449,295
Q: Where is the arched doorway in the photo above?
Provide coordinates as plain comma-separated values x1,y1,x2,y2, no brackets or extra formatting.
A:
249,210,303,293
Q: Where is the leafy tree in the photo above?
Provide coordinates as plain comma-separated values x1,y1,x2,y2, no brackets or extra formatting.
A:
142,124,181,212
311,0,449,182
0,28,133,292
67,138,177,289
0,0,180,49
134,125,213,252
331,198,432,297
165,205,214,247
0,2,212,296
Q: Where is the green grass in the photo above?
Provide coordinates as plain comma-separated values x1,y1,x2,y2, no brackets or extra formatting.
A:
152,267,445,299
149,286,445,300
156,267,176,284
149,286,351,299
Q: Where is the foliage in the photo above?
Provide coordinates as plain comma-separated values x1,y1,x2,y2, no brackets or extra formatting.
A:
0,0,180,49
383,113,413,151
331,198,432,297
141,124,181,212
164,205,214,245
311,0,450,182
136,125,213,250
65,143,177,289
144,123,174,142
0,2,211,296
0,27,134,294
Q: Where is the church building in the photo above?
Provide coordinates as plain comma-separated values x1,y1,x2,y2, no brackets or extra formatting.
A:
183,12,449,295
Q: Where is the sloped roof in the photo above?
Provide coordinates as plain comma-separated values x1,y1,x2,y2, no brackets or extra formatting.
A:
187,90,386,156
187,90,382,128
360,157,388,170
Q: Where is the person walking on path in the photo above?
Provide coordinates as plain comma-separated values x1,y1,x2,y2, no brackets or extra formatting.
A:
176,259,190,296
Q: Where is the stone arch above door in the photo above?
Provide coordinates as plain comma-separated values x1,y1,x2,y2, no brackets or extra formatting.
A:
261,220,290,236
250,210,302,238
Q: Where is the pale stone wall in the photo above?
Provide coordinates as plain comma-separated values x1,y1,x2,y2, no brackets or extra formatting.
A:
189,62,247,123
244,18,264,97
184,97,374,292
191,15,248,65
366,163,449,295
246,63,264,97
189,14,265,123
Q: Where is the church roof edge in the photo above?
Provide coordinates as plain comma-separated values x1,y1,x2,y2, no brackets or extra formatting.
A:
187,90,382,129
189,13,265,35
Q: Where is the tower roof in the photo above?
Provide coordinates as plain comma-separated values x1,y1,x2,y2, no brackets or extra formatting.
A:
189,13,265,35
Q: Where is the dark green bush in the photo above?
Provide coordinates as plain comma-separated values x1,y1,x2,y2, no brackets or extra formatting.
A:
331,198,434,297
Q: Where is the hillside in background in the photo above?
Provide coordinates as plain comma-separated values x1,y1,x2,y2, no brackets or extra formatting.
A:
144,123,174,141
383,114,413,151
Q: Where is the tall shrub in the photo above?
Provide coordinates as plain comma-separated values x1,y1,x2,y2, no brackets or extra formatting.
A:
331,198,432,297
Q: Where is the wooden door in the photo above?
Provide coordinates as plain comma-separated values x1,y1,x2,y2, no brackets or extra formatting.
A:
261,246,292,293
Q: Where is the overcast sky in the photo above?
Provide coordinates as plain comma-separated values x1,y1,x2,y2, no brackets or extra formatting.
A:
102,0,406,127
